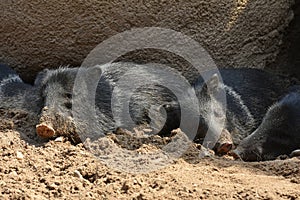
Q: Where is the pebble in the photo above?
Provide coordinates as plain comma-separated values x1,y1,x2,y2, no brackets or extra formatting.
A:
74,170,83,179
16,151,24,160
54,137,64,142
143,129,152,133
290,149,300,157
10,171,18,176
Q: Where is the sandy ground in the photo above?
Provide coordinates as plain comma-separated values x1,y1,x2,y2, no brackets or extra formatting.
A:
0,108,299,200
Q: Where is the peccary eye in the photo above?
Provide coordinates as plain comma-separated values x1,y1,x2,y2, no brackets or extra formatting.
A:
64,102,72,109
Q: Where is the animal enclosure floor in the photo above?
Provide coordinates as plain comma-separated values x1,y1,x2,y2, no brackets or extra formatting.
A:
0,108,299,199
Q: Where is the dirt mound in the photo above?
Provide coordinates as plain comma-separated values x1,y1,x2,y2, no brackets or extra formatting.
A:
0,108,299,199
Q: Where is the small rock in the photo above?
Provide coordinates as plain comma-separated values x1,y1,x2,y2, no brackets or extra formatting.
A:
54,137,64,142
133,128,143,136
290,149,300,157
143,128,152,133
43,106,48,111
0,181,6,186
10,171,18,176
16,151,24,160
74,170,83,179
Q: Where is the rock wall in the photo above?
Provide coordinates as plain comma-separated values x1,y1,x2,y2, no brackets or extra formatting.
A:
266,0,300,80
0,0,295,83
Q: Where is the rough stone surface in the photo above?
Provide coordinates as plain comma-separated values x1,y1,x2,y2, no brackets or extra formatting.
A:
266,0,300,80
0,0,295,83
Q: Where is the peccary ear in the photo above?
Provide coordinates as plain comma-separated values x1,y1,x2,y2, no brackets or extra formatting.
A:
75,65,103,90
34,69,49,86
203,73,220,95
85,65,102,80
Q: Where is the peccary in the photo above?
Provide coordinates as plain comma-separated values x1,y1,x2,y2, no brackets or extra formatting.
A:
193,68,290,153
1,63,24,98
34,63,292,155
0,64,41,113
231,86,300,161
35,63,198,143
